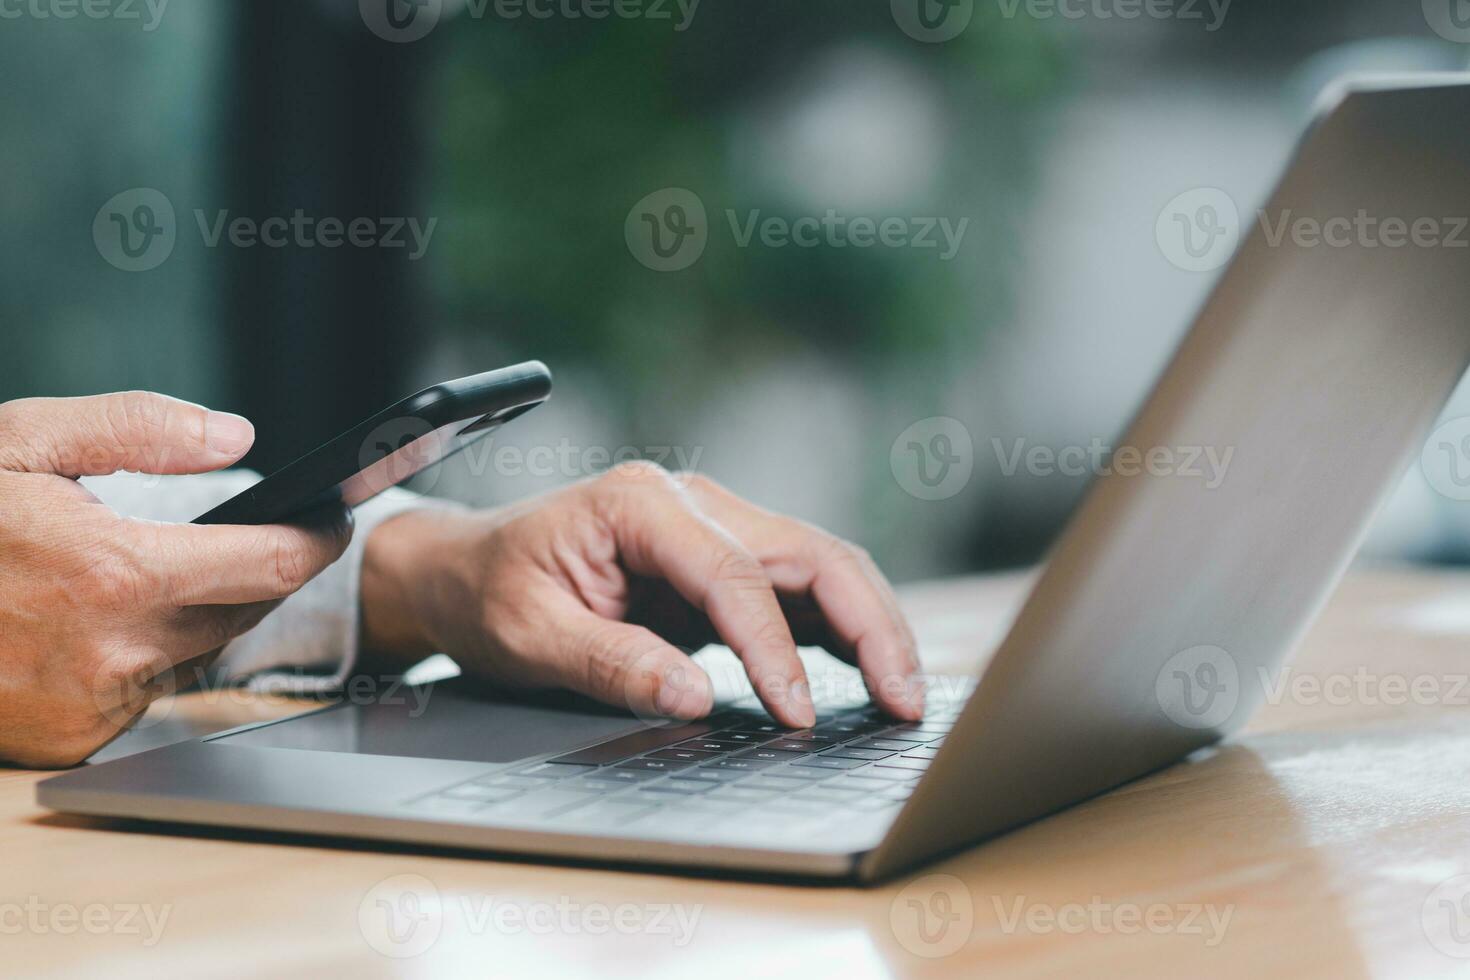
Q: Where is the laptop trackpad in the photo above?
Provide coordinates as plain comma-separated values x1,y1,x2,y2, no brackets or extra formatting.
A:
212,682,649,765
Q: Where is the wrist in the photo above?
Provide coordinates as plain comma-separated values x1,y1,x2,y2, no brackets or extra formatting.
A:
360,506,468,662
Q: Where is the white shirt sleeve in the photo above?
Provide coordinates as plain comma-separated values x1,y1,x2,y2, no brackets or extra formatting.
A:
81,470,436,694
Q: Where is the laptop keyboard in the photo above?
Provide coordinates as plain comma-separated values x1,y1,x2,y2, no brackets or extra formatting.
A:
408,693,968,838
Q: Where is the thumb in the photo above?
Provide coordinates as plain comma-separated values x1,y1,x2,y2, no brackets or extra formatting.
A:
543,599,714,723
0,391,255,477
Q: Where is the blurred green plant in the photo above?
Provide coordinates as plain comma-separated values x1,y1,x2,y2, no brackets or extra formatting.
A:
425,0,1067,400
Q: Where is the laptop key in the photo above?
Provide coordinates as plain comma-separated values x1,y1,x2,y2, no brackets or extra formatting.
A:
616,758,693,772
732,748,808,763
443,783,524,802
792,785,866,802
479,774,559,790
875,757,929,772
483,789,593,817
780,730,840,746
761,740,817,754
555,799,657,826
705,758,775,771
549,721,716,765
513,762,598,778
583,768,663,784
706,786,781,802
756,766,839,782
822,747,895,761
670,768,749,784
647,748,720,763
863,766,924,781
793,756,869,771
676,738,746,753
853,737,924,751
705,730,780,745
638,781,714,796
727,721,788,735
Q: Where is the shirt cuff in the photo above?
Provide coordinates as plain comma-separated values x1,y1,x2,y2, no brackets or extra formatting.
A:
82,470,456,694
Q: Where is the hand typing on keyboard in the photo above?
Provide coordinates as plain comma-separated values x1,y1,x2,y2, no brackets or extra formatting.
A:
359,463,924,728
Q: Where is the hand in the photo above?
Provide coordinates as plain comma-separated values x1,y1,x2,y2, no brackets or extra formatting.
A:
0,392,352,768
361,463,923,727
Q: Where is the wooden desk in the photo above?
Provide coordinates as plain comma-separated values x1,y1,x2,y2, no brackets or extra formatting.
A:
6,565,1470,979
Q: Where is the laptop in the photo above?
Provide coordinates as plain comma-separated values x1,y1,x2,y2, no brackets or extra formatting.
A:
38,77,1470,883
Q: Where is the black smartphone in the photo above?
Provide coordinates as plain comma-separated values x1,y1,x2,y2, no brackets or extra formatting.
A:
194,361,553,526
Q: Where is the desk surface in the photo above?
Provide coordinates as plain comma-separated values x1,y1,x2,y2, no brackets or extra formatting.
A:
7,565,1470,979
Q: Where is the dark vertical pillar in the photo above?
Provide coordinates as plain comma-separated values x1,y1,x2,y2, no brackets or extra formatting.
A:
223,0,426,472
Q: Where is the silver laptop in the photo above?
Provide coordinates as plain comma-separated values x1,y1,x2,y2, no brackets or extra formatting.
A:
38,77,1470,883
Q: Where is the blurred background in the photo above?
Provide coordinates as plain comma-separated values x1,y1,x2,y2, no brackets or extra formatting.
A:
2,0,1469,584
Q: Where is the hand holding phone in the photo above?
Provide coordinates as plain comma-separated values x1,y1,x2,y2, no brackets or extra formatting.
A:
195,361,552,525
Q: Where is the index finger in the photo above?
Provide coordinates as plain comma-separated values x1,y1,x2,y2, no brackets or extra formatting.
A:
682,476,924,720
600,466,815,728
135,508,354,607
